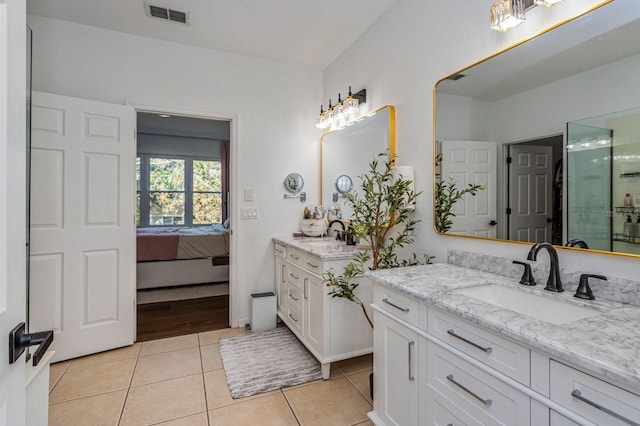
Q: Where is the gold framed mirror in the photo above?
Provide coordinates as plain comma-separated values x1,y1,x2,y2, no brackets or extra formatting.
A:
321,105,396,219
434,1,640,258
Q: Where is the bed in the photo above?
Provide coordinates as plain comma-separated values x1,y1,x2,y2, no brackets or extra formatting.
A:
136,224,230,290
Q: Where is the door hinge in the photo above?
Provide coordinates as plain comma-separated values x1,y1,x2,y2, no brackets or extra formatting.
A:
506,156,512,164
506,208,512,215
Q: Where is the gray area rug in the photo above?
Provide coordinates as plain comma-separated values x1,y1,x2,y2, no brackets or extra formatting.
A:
219,327,322,398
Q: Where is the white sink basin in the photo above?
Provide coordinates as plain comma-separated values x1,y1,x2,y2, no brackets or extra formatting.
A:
454,284,602,325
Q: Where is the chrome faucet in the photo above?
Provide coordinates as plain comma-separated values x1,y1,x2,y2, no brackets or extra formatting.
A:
526,242,564,292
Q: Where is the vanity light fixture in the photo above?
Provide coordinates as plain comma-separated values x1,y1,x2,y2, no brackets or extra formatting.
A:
315,105,330,129
490,0,525,32
315,87,367,129
534,0,563,6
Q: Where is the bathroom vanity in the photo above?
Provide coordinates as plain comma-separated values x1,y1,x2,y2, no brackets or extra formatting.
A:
367,263,640,426
273,237,373,379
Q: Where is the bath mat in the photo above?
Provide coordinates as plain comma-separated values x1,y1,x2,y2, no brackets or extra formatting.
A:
219,327,322,398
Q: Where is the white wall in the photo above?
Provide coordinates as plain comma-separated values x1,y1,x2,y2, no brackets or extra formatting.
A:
27,15,322,325
324,0,640,281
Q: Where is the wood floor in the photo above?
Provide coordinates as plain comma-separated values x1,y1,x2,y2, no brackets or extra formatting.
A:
136,295,229,342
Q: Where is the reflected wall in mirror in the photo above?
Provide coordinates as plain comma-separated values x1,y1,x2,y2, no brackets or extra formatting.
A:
434,1,640,257
321,105,395,220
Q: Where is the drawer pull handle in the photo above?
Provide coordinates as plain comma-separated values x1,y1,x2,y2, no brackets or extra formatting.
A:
289,293,299,302
571,390,640,426
408,341,415,381
289,273,300,280
275,248,284,254
289,254,300,260
447,329,493,354
306,261,319,269
382,298,410,313
447,374,492,407
288,313,299,322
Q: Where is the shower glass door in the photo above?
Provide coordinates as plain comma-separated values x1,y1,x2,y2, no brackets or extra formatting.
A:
566,123,612,251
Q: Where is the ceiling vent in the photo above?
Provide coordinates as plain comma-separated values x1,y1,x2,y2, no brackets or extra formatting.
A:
447,74,466,81
144,3,189,25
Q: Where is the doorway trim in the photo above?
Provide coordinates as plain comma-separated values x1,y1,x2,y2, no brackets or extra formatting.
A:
130,103,238,328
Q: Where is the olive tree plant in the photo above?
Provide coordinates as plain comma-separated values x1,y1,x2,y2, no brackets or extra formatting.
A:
323,151,433,328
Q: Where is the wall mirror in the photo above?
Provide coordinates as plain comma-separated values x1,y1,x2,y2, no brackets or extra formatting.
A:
321,105,395,219
434,1,640,257
284,173,304,194
333,175,353,202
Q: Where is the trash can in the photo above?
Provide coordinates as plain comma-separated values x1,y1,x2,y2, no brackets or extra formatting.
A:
250,292,277,332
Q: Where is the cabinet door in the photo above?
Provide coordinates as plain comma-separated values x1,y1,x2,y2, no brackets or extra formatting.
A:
550,411,580,426
373,311,419,426
304,275,324,354
275,257,287,314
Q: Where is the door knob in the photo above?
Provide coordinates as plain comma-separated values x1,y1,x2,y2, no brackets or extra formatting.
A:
9,322,54,366
489,220,498,226
546,218,553,223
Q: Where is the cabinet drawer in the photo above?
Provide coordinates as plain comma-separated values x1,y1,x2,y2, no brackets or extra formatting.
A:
286,265,305,290
287,285,303,310
428,308,530,385
428,342,530,426
374,285,419,327
426,384,483,426
286,247,304,267
286,305,303,335
274,242,286,258
302,254,323,275
550,360,640,426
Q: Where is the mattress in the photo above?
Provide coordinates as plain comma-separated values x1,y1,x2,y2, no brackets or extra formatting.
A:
136,224,229,261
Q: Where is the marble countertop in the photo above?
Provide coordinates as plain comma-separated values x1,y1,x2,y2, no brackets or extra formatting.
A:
366,263,640,392
273,236,364,260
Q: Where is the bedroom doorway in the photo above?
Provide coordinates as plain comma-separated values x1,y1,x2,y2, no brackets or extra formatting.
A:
134,109,233,341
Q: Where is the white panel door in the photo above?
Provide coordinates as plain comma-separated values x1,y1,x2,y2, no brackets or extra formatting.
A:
0,2,28,423
508,145,553,243
440,140,498,238
30,92,135,362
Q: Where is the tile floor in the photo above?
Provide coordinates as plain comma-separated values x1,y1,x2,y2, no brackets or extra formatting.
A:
48,328,374,426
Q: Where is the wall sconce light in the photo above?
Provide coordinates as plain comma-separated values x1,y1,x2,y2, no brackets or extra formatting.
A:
315,87,366,129
534,0,563,6
490,0,525,32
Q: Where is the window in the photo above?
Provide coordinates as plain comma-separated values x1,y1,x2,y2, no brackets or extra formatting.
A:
137,155,222,226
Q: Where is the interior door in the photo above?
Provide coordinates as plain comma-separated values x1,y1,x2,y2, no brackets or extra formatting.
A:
440,140,498,238
0,1,28,423
508,144,554,242
29,92,136,362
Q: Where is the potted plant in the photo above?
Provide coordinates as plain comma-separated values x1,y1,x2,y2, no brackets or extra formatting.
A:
323,151,432,398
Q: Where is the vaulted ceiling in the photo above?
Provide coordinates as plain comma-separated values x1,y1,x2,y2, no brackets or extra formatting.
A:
27,0,397,68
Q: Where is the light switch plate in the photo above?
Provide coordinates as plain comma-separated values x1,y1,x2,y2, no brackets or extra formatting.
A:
241,207,258,219
244,188,254,202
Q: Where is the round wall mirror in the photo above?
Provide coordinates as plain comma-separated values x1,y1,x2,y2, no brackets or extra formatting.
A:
335,175,353,195
284,173,304,194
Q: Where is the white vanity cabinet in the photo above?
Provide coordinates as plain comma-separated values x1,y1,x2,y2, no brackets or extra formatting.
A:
369,277,640,426
371,284,531,426
273,240,373,379
373,303,419,425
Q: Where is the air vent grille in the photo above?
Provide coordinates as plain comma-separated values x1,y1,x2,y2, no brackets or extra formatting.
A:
145,3,189,25
447,74,466,81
